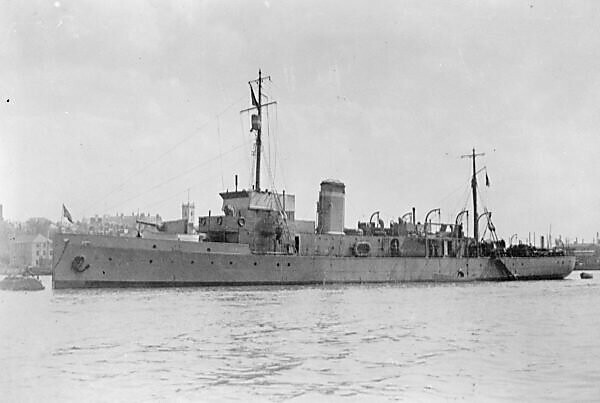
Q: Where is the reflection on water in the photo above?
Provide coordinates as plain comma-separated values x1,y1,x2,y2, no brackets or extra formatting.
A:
1,272,600,401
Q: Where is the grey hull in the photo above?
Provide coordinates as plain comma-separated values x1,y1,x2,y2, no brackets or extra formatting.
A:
52,234,575,289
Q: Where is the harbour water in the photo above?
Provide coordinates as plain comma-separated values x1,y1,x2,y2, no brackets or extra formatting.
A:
1,272,599,402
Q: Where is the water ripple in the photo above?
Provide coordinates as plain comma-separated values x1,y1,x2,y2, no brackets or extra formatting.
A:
2,273,600,401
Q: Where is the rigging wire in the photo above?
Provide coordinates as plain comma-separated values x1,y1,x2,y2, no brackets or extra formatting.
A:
239,112,254,189
216,115,225,190
261,80,284,186
264,80,286,189
461,185,471,216
138,155,248,213
261,150,294,248
83,94,246,216
100,142,247,215
427,171,472,225
434,180,471,212
445,181,472,225
273,102,288,188
261,101,286,192
266,103,272,183
273,102,278,183
263,149,277,193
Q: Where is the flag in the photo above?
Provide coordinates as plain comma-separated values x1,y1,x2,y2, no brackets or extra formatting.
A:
62,204,73,223
250,84,259,108
485,173,490,187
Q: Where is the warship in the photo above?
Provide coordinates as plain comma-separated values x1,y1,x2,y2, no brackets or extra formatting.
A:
52,72,575,289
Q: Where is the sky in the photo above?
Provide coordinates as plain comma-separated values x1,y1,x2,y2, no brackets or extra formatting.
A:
2,0,600,244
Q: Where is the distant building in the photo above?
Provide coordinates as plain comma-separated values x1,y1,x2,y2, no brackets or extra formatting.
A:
9,234,53,269
569,242,600,270
0,219,13,266
182,202,195,234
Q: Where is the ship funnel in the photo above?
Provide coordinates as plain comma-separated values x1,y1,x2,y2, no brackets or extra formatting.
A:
317,179,345,235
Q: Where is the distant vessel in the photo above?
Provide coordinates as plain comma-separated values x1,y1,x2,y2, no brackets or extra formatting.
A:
0,272,44,291
52,72,575,288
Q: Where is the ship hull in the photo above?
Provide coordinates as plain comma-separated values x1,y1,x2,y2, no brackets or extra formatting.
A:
52,234,575,289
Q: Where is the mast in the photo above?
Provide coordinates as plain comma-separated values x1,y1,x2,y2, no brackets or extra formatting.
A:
248,70,271,192
461,148,485,244
255,70,263,191
471,148,478,242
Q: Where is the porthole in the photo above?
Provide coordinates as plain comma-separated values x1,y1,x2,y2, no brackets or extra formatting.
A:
149,259,153,264
191,260,194,264
254,262,257,266
277,262,280,267
207,248,211,252
229,261,233,265
287,263,291,267
211,261,214,265
152,244,156,249
108,257,112,261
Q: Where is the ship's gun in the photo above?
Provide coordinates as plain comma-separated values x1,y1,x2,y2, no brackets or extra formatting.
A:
136,219,165,231
137,218,189,234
